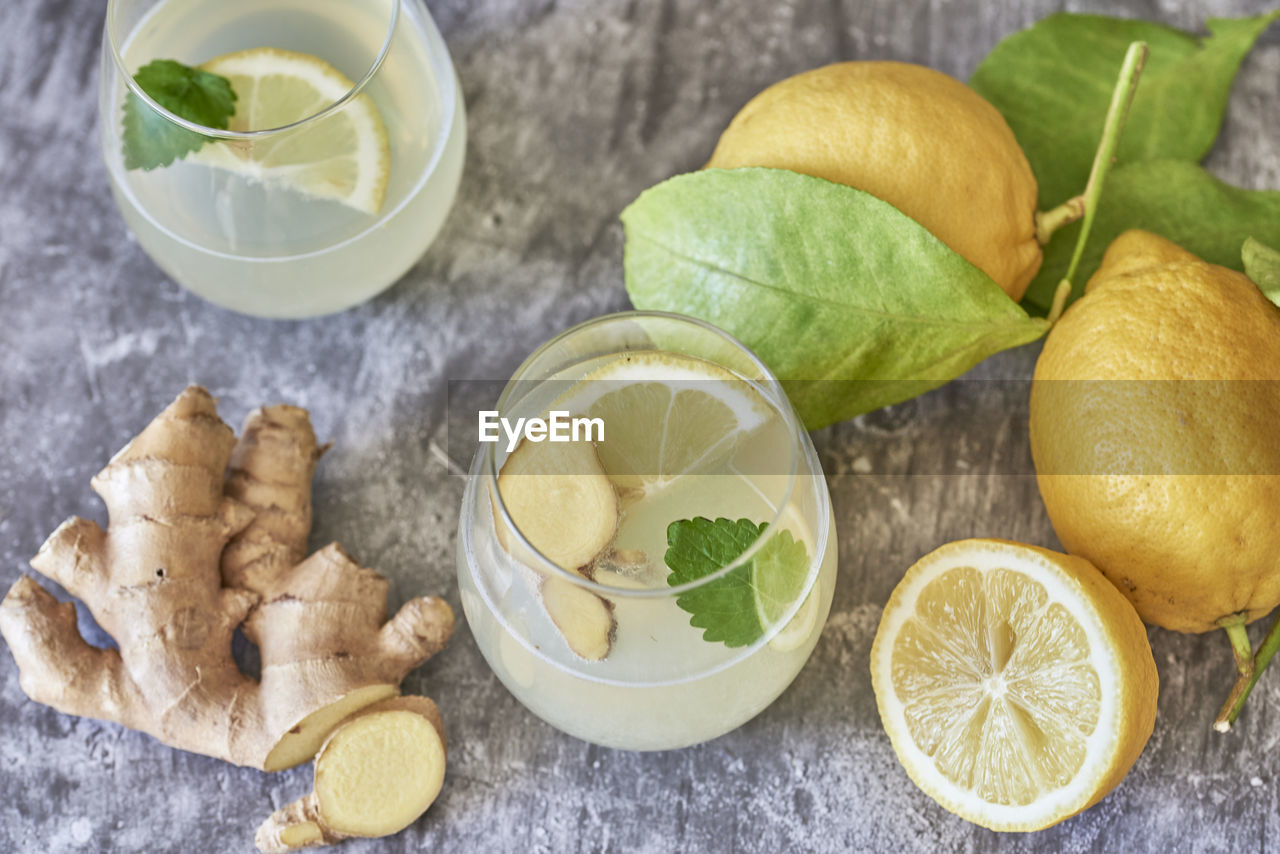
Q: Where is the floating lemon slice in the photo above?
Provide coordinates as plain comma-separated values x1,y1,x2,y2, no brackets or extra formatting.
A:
761,504,821,652
765,580,819,652
192,48,389,214
871,539,1157,831
555,351,816,643
555,351,772,496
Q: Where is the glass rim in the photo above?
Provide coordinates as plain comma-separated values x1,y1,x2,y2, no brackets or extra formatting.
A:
105,0,402,140
483,309,810,600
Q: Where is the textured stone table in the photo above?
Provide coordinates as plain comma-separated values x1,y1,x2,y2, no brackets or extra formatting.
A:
2,0,1278,851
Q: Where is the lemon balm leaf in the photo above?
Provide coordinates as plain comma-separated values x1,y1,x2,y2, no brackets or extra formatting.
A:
1243,238,1280,306
665,517,808,648
123,59,236,171
134,59,237,131
623,168,1050,429
666,517,762,647
971,11,1280,209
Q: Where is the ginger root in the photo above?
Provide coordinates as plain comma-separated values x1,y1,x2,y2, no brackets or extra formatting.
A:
493,438,618,660
256,696,447,852
0,387,454,845
221,403,454,771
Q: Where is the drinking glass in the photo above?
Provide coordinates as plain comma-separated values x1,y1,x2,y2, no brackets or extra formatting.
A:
457,312,838,750
99,0,465,317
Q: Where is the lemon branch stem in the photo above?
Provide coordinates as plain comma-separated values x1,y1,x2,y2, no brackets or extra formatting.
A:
1222,617,1255,678
1034,41,1148,318
1035,196,1086,245
1215,611,1280,732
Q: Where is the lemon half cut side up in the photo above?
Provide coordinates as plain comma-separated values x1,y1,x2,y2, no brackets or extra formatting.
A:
871,539,1157,832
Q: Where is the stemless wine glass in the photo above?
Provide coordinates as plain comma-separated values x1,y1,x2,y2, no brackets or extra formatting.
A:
457,312,838,750
99,0,465,318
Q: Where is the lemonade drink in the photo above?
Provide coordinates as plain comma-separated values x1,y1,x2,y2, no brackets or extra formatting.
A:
101,0,464,317
457,314,838,750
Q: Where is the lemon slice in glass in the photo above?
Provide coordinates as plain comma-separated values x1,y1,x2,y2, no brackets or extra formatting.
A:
760,505,820,652
766,583,819,651
871,539,1158,831
556,351,772,496
191,48,389,214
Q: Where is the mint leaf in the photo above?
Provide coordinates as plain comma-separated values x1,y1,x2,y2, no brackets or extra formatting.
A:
666,517,762,647
1023,160,1280,315
665,517,808,648
123,59,237,171
623,168,1050,429
1243,238,1280,306
971,11,1279,209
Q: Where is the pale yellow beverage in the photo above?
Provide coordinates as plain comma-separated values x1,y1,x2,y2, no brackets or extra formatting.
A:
100,0,465,317
457,313,838,750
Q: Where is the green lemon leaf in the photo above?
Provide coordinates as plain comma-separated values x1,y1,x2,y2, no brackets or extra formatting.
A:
1243,238,1280,306
622,168,1050,429
664,517,808,648
123,59,237,171
1022,160,1280,315
971,11,1279,209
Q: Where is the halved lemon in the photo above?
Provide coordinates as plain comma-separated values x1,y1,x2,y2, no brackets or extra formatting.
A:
192,48,389,214
556,351,772,496
870,539,1157,831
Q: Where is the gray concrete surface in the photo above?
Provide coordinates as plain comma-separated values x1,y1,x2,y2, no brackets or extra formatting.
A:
2,0,1279,851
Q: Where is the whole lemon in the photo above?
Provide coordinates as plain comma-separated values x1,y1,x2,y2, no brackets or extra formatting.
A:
1030,230,1280,633
706,61,1042,300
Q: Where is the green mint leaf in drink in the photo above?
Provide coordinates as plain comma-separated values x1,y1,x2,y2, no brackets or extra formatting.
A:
664,516,809,648
122,59,236,171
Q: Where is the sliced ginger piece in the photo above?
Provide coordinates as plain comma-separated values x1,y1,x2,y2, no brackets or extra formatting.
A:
494,438,619,660
256,696,447,852
495,438,619,571
540,576,615,661
262,684,399,772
